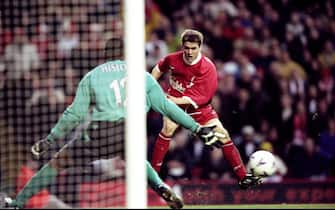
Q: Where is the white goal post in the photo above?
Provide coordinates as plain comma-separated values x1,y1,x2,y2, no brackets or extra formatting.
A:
0,0,147,208
125,0,147,209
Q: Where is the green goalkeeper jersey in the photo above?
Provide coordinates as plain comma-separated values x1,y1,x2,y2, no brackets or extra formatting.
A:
47,60,199,141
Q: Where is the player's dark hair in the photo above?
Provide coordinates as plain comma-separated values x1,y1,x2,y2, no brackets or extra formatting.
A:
104,37,124,60
181,29,203,47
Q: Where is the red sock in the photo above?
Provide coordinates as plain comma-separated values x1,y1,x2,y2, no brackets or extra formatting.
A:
221,140,247,181
151,132,171,173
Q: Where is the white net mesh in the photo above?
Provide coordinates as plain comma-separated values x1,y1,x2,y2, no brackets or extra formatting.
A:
0,0,128,208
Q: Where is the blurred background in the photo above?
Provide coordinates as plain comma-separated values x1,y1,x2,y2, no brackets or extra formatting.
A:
0,0,334,207
146,0,335,183
145,0,335,205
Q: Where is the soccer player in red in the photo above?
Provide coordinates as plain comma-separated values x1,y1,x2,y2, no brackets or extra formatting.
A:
150,29,261,189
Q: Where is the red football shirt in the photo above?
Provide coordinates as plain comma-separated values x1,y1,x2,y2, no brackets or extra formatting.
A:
157,51,218,124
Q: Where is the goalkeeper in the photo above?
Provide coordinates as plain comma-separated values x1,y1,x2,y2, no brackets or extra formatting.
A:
3,38,221,209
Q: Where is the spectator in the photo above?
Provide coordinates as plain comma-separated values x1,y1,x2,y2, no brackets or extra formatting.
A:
25,75,66,144
293,100,308,133
232,88,253,133
235,125,260,163
57,24,79,59
286,136,328,179
318,118,335,176
200,146,232,181
258,141,288,183
276,50,307,81
146,31,168,70
248,76,270,130
318,40,335,70
26,76,66,109
277,93,294,153
31,23,54,62
162,129,194,181
4,28,40,80
216,74,238,134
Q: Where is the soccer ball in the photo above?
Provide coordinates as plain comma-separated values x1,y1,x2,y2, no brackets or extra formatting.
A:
247,150,277,177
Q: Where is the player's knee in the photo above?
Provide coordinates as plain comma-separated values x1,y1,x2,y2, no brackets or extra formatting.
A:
161,124,177,137
161,128,175,137
216,128,231,144
162,118,178,137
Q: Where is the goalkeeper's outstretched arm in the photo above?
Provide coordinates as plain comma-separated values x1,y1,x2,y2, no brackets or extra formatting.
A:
145,73,222,148
146,73,198,132
31,73,93,159
47,74,92,142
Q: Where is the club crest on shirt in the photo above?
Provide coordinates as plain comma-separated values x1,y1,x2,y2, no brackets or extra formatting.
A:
170,75,196,93
170,76,185,93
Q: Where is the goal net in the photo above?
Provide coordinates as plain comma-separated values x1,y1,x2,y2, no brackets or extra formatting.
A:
0,0,146,208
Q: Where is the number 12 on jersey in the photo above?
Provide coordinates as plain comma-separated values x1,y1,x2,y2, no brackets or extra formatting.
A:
110,77,127,107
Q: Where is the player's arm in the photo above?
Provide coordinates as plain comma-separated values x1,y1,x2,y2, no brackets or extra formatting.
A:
146,73,222,148
165,74,215,109
32,75,92,158
151,64,164,80
47,74,92,141
166,95,193,106
147,74,198,132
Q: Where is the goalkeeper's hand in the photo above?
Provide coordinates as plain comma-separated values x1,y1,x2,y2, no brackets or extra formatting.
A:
195,125,223,149
31,138,52,159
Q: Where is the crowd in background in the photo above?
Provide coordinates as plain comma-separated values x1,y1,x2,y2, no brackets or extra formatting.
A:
145,0,335,182
0,0,123,202
0,0,334,195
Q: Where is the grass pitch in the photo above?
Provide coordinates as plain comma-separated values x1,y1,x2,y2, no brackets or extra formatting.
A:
150,203,335,209
182,203,335,209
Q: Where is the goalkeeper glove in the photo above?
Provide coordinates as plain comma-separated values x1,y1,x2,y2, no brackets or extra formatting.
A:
31,137,53,159
195,125,223,149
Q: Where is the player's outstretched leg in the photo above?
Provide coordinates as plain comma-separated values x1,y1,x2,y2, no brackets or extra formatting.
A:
211,121,263,189
154,184,184,209
7,163,57,209
238,173,263,190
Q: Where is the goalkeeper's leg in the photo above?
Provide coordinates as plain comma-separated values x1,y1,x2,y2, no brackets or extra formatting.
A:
147,161,183,209
7,148,70,208
7,163,58,208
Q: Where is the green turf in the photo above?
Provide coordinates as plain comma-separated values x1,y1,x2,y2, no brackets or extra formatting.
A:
95,203,335,209
150,203,335,209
